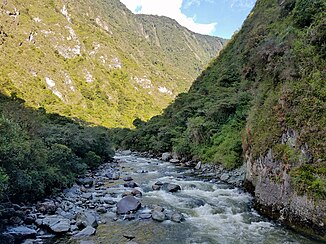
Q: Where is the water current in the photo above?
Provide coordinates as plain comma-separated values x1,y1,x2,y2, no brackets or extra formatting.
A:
63,153,320,244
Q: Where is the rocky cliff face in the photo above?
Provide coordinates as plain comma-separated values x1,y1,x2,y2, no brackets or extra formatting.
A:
0,0,225,128
246,129,326,238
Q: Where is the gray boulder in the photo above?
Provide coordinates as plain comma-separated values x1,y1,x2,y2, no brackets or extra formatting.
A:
41,216,70,233
74,226,96,238
151,211,165,222
161,152,172,161
169,159,180,164
116,196,141,214
6,226,36,240
170,212,184,223
76,211,98,228
162,183,181,192
124,182,139,188
121,150,132,155
195,161,202,170
77,178,94,187
37,201,57,214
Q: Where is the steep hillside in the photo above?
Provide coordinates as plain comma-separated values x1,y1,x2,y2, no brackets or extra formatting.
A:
115,0,326,238
0,92,114,204
0,0,225,128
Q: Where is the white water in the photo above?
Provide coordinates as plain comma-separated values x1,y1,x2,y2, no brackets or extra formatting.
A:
70,154,319,244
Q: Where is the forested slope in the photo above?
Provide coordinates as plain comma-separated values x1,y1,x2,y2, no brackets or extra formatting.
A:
0,0,225,128
113,0,326,238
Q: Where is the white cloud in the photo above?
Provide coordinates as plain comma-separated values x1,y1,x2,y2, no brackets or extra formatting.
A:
120,0,217,35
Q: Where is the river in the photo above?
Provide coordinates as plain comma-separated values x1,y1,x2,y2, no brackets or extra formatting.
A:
59,153,319,244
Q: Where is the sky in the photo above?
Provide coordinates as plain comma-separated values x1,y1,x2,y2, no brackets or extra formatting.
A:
120,0,256,39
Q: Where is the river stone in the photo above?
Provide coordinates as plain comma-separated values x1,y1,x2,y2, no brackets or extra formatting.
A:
107,172,120,180
37,201,57,214
116,196,141,214
123,176,133,182
139,213,152,219
220,173,230,181
170,212,184,223
124,182,139,188
75,226,96,238
152,185,161,191
163,183,181,192
76,211,98,228
195,161,202,170
82,193,93,200
131,189,142,197
169,159,180,164
77,178,94,187
161,152,172,161
123,233,135,240
50,219,71,233
152,205,164,212
154,181,164,186
151,211,165,222
6,226,37,240
96,206,107,214
41,216,71,233
101,197,116,205
121,150,132,155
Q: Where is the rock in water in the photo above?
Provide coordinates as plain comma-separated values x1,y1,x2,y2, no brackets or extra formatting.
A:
75,226,96,237
161,152,172,161
170,212,184,223
124,182,139,188
169,159,180,164
123,176,133,182
116,196,141,214
195,161,202,170
151,211,165,222
121,150,132,155
162,183,181,192
77,178,94,187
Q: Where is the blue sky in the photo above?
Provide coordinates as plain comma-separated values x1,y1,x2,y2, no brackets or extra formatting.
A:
120,0,256,39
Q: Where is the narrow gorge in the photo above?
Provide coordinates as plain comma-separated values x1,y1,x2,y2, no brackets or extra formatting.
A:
0,0,325,243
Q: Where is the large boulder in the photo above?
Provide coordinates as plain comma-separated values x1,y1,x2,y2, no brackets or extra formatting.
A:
162,183,181,193
169,159,180,164
41,216,71,233
161,152,172,161
77,178,94,188
170,212,185,223
195,161,202,170
151,211,165,222
37,201,57,214
6,226,36,241
116,196,141,214
120,150,132,155
76,211,98,228
123,182,139,188
74,226,96,238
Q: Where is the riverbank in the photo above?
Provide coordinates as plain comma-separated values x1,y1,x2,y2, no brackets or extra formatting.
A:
0,152,318,243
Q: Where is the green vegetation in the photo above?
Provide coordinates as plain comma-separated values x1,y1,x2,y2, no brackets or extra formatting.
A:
0,93,114,203
0,0,225,128
114,0,326,193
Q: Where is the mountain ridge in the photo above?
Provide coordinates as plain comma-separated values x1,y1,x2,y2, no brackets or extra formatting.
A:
0,0,225,128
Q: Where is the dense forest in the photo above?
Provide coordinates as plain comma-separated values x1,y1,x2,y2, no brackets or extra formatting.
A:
0,92,114,203
112,0,326,196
